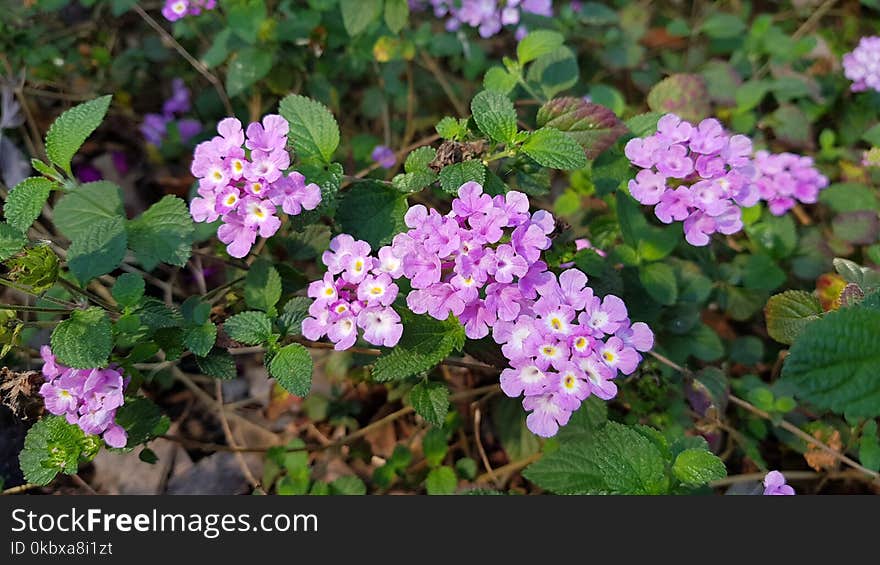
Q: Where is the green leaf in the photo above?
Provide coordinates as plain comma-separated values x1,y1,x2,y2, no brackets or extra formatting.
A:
5,177,55,233
435,117,469,140
863,124,880,147
471,90,517,144
536,97,626,160
50,307,112,368
112,273,145,308
196,349,237,380
616,191,681,261
115,397,170,447
336,181,409,248
526,46,579,99
279,94,340,163
781,307,880,418
384,0,408,34
639,262,678,305
19,416,85,485
625,112,664,137
0,222,27,261
819,183,879,213
225,0,266,43
372,310,466,382
646,73,710,123
834,257,880,291
340,0,382,36
765,290,823,345
269,343,313,396
672,448,726,486
483,66,519,94
53,181,124,240
425,466,457,495
517,30,565,64
245,260,282,314
521,127,588,170
224,310,273,345
700,12,746,38
67,216,127,284
279,296,313,335
438,161,486,194
524,422,669,494
735,80,770,112
859,420,880,473
743,253,786,291
404,146,436,172
329,475,367,495
127,195,195,270
422,427,448,467
45,95,112,175
184,322,217,357
226,47,274,97
392,170,437,193
491,396,540,461
409,380,449,426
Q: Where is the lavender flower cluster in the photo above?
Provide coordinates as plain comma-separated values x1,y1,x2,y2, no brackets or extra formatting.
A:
753,151,828,216
763,470,795,495
625,114,827,246
303,235,404,350
189,115,321,258
38,346,128,448
303,182,654,437
162,0,216,21
410,0,552,39
140,78,201,148
843,35,880,94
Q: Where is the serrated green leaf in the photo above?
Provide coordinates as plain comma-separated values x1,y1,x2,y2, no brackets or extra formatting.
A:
269,343,313,396
743,253,786,291
435,117,468,140
625,112,664,137
517,30,565,64
524,422,670,494
781,307,880,418
112,273,145,308
384,0,408,33
639,262,678,305
245,260,282,314
392,170,437,193
45,95,111,175
0,222,27,261
336,181,409,248
521,127,588,170
127,195,195,270
526,46,579,99
422,427,448,467
425,466,457,495
536,97,626,160
372,311,466,382
53,181,124,240
672,448,726,486
19,416,86,485
50,307,112,368
279,94,340,163
226,47,274,97
115,397,170,447
819,183,879,213
438,161,486,194
5,177,55,233
404,146,436,172
196,349,238,380
340,0,382,36
409,380,449,426
471,90,517,144
764,290,823,345
184,322,217,357
329,475,367,495
224,310,273,345
647,73,710,123
67,216,127,284
279,296,313,336
834,257,880,291
136,298,183,331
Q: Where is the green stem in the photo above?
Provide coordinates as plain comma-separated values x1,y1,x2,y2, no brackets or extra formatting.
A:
0,278,77,308
0,304,71,313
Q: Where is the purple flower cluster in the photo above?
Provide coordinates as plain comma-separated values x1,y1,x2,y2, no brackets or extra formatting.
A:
162,0,216,21
371,145,396,169
753,151,828,216
189,115,321,258
763,471,795,495
38,346,128,448
843,36,880,93
302,235,404,350
387,182,653,437
625,114,757,246
140,78,201,148
410,0,552,39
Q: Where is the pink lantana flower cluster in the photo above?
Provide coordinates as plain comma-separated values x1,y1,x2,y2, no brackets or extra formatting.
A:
752,151,828,216
410,0,552,39
38,346,128,448
842,36,880,93
302,235,404,350
189,115,321,258
162,0,216,21
625,114,757,247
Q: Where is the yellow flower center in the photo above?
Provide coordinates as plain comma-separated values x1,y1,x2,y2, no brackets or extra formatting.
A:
603,351,615,362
